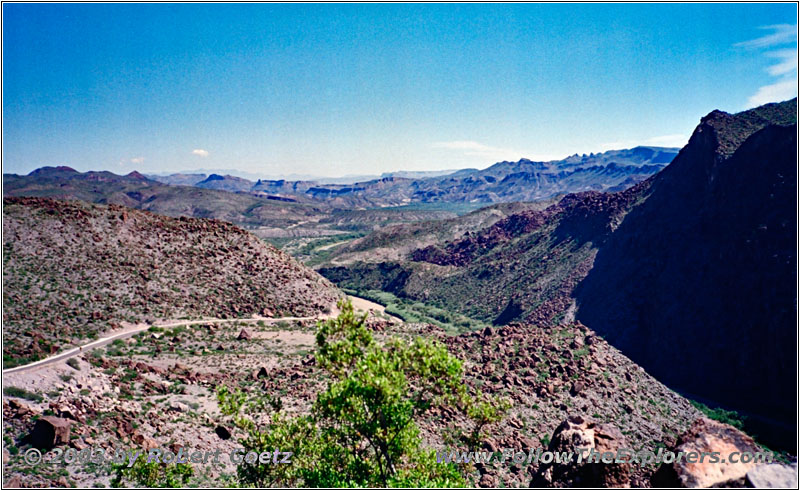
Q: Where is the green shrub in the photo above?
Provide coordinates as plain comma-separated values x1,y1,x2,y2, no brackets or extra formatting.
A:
66,358,80,370
3,386,43,402
690,400,746,430
110,456,192,488
219,299,507,487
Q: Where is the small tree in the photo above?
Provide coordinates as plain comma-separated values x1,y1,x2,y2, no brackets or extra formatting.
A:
221,299,508,487
110,457,192,488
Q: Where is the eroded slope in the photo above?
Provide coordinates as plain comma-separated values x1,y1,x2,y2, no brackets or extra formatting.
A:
3,197,342,367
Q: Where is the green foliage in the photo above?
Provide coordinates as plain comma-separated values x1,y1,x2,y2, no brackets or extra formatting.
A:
66,357,80,370
216,386,247,416
466,395,512,448
314,301,373,378
216,385,252,430
3,386,43,402
110,457,192,488
343,288,489,333
690,400,746,430
219,299,507,487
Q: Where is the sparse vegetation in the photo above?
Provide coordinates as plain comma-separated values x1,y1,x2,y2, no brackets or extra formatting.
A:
3,386,43,402
218,300,507,487
110,457,193,488
343,288,489,333
690,400,746,430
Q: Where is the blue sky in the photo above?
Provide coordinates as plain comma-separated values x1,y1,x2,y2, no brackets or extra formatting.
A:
3,3,797,178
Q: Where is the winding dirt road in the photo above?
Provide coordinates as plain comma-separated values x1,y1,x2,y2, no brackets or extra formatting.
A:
2,295,397,376
1,315,325,375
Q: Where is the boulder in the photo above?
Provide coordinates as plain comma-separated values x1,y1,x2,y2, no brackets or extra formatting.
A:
4,475,22,488
169,401,189,413
29,416,71,449
746,463,797,488
237,329,252,341
532,415,630,488
652,417,763,488
215,425,232,440
253,366,269,379
8,399,35,418
478,473,497,487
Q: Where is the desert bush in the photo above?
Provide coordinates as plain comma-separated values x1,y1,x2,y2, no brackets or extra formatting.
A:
219,299,507,487
110,456,192,488
3,386,43,402
690,400,746,430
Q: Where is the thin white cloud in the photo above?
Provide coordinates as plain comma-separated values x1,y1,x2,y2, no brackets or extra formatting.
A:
735,24,797,49
737,25,798,108
433,140,509,153
643,134,688,147
192,149,210,158
130,157,145,164
748,79,798,107
766,49,798,76
432,140,522,161
432,140,579,163
598,134,688,152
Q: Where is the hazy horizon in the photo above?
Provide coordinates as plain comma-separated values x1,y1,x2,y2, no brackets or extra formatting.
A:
3,3,797,177
7,142,686,182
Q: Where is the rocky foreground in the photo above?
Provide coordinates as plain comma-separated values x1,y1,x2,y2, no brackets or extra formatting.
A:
3,309,796,487
2,197,342,367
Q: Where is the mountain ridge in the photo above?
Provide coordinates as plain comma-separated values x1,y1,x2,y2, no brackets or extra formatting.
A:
317,99,797,448
2,196,343,368
142,145,680,207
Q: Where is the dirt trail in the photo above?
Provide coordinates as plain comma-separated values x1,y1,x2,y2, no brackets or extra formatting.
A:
3,294,397,376
2,314,331,376
348,295,401,322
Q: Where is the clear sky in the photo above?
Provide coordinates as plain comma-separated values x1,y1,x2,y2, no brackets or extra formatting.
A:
3,3,797,178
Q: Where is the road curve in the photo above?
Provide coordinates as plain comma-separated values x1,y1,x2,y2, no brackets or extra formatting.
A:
2,315,325,375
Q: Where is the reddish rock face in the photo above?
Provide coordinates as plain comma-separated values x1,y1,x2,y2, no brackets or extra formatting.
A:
652,417,764,488
29,416,71,449
532,415,631,488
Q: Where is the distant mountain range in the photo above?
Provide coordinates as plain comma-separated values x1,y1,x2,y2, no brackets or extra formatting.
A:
2,167,326,228
146,168,476,186
146,146,679,207
318,99,797,449
6,146,678,215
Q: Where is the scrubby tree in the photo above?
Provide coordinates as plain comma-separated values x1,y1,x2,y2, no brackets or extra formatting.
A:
110,458,192,488
218,299,508,487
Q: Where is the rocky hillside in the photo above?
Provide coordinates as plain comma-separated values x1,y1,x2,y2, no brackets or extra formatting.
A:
427,321,702,487
2,197,342,368
1,312,706,488
327,201,557,265
319,99,797,448
320,187,641,327
574,100,797,448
